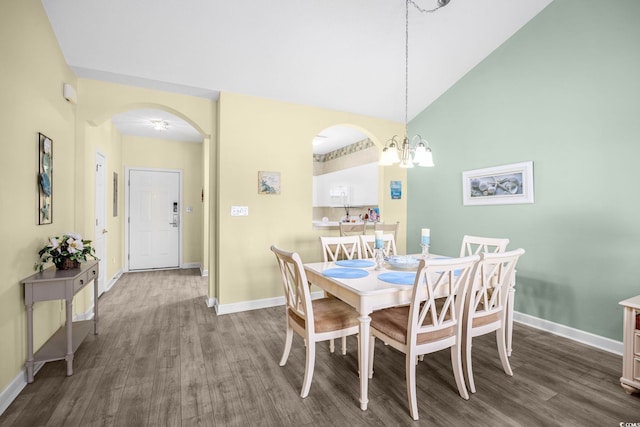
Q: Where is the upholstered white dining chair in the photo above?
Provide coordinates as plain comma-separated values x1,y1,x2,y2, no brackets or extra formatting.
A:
360,234,397,258
459,235,509,257
367,255,480,421
462,248,525,393
320,235,362,262
271,245,359,398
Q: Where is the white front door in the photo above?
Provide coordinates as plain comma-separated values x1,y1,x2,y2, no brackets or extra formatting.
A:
94,152,107,295
128,169,181,270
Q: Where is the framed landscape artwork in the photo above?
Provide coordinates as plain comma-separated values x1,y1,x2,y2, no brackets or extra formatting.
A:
462,161,534,206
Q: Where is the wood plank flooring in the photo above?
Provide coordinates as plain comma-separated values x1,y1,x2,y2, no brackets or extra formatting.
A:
1,268,639,426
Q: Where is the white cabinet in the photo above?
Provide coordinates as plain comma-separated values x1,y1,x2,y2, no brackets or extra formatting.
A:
313,162,378,207
620,295,640,394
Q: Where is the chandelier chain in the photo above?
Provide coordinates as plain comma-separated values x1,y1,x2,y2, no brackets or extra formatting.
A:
404,0,409,130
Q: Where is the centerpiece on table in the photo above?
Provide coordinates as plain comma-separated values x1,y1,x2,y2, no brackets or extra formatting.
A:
35,232,97,272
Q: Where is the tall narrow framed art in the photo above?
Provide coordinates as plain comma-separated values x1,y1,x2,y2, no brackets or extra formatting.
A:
38,133,53,224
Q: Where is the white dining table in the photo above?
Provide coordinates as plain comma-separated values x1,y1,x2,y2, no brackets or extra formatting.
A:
303,255,516,411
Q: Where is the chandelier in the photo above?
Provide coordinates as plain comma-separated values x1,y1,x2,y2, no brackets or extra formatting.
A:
380,0,450,168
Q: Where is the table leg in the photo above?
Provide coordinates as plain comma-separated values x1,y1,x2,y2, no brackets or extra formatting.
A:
26,302,34,383
65,299,74,376
358,314,371,411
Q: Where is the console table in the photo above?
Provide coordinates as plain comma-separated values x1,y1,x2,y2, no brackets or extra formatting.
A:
620,295,640,394
22,260,99,383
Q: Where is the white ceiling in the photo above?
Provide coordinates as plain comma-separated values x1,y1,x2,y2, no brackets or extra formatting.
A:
42,0,553,146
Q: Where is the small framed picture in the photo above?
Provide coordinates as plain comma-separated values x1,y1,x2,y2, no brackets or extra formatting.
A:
462,161,534,206
258,171,281,195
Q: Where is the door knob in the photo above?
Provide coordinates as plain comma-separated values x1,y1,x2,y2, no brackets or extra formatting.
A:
102,229,108,234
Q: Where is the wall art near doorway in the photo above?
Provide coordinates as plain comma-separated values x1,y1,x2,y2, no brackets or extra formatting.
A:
113,172,118,216
462,161,534,206
38,133,53,224
258,171,281,195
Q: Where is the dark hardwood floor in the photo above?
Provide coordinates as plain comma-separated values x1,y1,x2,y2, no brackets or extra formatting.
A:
1,269,639,426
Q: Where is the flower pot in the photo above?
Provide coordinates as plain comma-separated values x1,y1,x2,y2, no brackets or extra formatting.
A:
55,258,80,270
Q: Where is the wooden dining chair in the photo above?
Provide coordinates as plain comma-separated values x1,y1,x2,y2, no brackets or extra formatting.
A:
462,248,525,393
360,234,397,258
270,245,359,398
367,255,480,421
459,235,509,257
339,222,366,236
320,235,362,262
374,221,400,242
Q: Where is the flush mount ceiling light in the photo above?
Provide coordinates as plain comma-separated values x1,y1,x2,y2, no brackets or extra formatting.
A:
151,119,169,131
380,0,450,168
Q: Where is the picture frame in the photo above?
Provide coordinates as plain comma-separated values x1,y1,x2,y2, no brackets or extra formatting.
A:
38,133,53,224
113,172,118,216
258,171,281,195
462,161,534,206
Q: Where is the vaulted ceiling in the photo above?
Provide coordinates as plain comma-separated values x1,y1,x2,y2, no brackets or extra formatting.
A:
42,0,553,143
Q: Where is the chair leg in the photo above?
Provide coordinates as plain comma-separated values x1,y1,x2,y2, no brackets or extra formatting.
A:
341,336,347,355
329,338,335,353
406,353,419,421
463,333,476,393
496,327,513,376
301,340,316,398
451,344,469,400
279,326,293,366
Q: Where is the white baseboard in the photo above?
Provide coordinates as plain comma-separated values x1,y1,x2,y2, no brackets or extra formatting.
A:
513,311,622,355
0,362,44,417
105,269,123,293
209,302,624,355
211,291,325,315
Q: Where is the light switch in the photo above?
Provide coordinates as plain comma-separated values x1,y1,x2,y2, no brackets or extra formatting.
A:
186,206,193,213
231,206,249,216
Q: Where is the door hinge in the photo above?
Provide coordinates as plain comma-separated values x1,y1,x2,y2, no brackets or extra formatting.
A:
96,219,98,226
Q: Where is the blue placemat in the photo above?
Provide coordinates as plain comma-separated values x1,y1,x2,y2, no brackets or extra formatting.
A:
335,259,375,268
323,268,369,279
378,272,416,285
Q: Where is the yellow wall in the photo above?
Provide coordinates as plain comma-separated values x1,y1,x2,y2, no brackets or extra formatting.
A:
0,0,79,390
84,120,124,283
76,79,217,294
0,0,408,402
216,92,406,305
122,136,204,266
0,0,216,396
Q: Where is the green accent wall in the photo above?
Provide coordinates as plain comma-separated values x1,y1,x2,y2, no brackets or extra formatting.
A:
407,0,640,341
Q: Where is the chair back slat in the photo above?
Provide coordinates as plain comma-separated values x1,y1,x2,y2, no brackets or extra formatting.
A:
460,235,509,257
374,221,400,241
468,248,525,321
320,236,362,262
271,245,315,334
408,255,479,347
360,234,397,258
